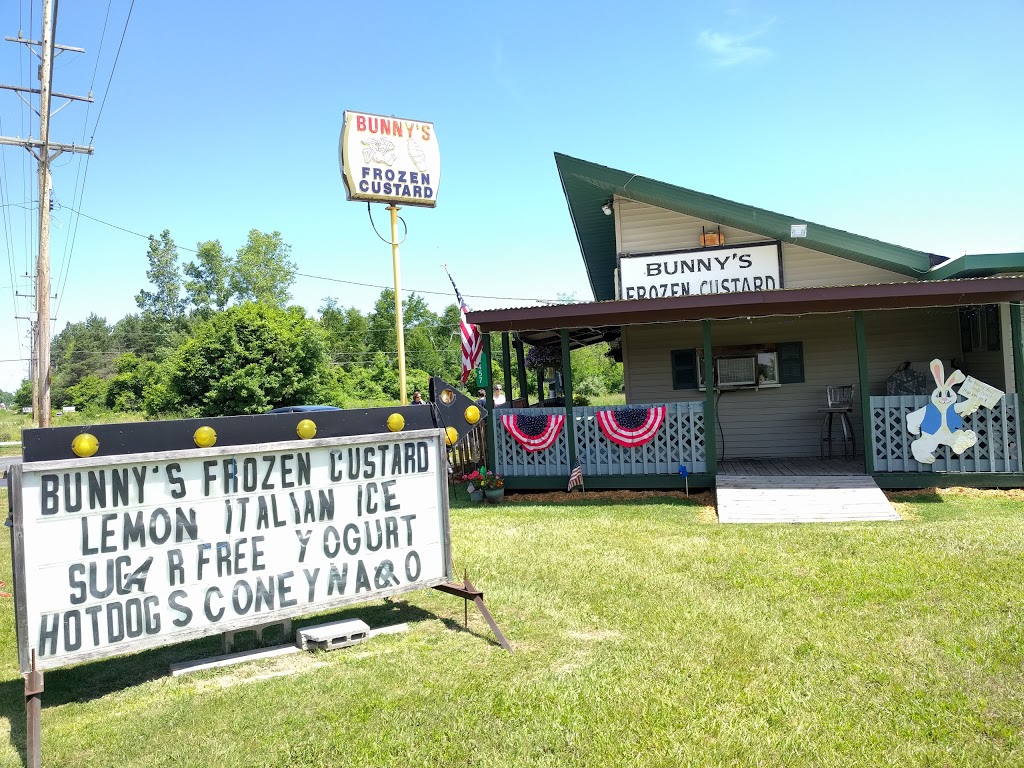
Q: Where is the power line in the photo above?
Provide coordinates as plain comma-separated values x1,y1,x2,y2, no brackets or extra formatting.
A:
58,203,183,248
54,0,111,319
87,0,132,142
55,0,131,320
55,204,564,305
295,272,557,304
0,117,21,345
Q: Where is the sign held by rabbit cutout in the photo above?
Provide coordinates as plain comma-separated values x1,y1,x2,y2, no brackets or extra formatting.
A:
905,359,1004,464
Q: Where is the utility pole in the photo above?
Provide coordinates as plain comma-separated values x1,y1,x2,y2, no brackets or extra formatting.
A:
34,0,53,429
1,0,94,427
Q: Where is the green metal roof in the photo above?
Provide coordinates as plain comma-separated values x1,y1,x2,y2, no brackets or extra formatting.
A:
556,153,944,301
927,252,1024,280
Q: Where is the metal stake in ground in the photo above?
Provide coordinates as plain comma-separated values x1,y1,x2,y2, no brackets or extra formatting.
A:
433,574,513,653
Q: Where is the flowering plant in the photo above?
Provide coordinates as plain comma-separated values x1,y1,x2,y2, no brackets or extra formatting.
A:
460,470,483,491
524,344,562,371
478,470,504,490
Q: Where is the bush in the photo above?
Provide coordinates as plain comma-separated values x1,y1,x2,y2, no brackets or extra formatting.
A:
106,353,160,411
574,376,607,398
13,379,31,409
166,302,328,416
66,375,110,412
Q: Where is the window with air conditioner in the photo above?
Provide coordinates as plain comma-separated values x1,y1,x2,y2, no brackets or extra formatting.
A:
696,348,782,390
716,356,756,386
674,342,802,391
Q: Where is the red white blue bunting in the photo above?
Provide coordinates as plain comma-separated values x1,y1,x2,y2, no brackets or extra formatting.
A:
597,406,666,448
501,413,565,452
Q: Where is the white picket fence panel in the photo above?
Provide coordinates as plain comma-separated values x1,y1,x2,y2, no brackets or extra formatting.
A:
493,402,706,477
870,393,1022,473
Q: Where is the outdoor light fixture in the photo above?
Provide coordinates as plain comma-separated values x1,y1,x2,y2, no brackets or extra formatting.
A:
602,201,613,216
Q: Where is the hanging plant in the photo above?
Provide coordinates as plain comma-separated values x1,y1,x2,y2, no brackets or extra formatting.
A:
524,344,562,371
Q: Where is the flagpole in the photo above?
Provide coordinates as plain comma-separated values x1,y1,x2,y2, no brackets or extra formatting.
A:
389,204,407,405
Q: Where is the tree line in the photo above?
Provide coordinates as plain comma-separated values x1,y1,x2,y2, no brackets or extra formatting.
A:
8,229,622,418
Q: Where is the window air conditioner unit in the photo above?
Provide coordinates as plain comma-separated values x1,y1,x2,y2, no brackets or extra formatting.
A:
717,356,757,387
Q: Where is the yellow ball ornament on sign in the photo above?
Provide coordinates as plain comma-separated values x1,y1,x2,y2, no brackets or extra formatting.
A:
445,426,459,446
296,419,317,440
464,405,481,425
193,426,217,448
387,413,405,432
71,433,99,458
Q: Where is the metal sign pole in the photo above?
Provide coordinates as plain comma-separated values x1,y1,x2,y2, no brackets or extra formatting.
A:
388,204,408,405
25,650,43,768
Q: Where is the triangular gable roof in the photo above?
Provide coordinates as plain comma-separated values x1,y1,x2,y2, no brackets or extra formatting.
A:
555,153,946,301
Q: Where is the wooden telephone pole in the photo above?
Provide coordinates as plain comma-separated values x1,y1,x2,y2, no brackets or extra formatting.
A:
0,0,94,427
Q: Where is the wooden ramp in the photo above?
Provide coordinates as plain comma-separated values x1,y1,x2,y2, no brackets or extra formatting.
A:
716,474,901,524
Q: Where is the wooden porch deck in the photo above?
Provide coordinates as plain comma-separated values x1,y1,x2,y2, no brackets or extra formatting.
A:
716,474,900,524
719,457,863,476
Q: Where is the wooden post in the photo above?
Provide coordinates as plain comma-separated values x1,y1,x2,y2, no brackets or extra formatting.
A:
501,332,513,405
482,333,496,469
702,320,717,476
1010,302,1024,401
854,311,874,474
514,334,529,406
560,329,578,473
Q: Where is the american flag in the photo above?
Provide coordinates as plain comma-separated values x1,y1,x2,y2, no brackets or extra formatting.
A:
567,457,584,492
447,271,482,384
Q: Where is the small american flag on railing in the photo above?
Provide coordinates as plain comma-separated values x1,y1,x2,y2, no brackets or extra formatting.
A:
567,457,584,492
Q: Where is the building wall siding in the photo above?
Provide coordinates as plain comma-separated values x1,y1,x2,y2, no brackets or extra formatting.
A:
616,199,913,291
622,309,963,459
964,349,1004,390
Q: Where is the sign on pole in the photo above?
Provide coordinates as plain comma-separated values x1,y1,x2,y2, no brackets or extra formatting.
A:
339,110,440,208
10,429,452,672
338,108,442,404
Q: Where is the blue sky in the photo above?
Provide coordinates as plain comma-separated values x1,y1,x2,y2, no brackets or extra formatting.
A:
1,0,1022,393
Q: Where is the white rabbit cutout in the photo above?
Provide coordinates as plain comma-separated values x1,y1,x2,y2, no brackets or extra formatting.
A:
905,359,980,464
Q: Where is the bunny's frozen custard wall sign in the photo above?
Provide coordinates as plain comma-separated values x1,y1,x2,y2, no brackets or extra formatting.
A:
905,359,1004,464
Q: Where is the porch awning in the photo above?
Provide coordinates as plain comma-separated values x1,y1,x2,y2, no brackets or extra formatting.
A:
467,276,1024,332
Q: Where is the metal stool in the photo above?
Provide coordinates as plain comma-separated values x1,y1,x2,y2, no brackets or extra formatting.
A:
819,385,855,458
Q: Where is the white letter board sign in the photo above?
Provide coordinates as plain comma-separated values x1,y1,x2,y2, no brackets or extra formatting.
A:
619,241,783,300
9,428,452,672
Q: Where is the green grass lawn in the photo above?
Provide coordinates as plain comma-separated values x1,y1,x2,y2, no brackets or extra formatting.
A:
587,392,626,407
0,487,1020,766
0,410,149,447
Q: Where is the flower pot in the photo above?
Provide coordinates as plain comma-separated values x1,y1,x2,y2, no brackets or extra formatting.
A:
468,489,485,503
483,488,504,504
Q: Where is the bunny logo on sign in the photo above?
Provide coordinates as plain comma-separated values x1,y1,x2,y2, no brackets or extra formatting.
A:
905,359,981,464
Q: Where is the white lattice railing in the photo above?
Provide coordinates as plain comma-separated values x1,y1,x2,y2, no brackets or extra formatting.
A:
493,406,572,477
574,402,706,475
493,402,706,477
870,393,1022,473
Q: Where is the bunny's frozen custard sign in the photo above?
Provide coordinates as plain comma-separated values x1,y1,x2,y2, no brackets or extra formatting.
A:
339,110,440,207
11,429,451,672
619,242,783,300
906,359,1004,465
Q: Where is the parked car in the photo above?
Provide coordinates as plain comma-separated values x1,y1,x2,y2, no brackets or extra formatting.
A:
265,405,342,414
